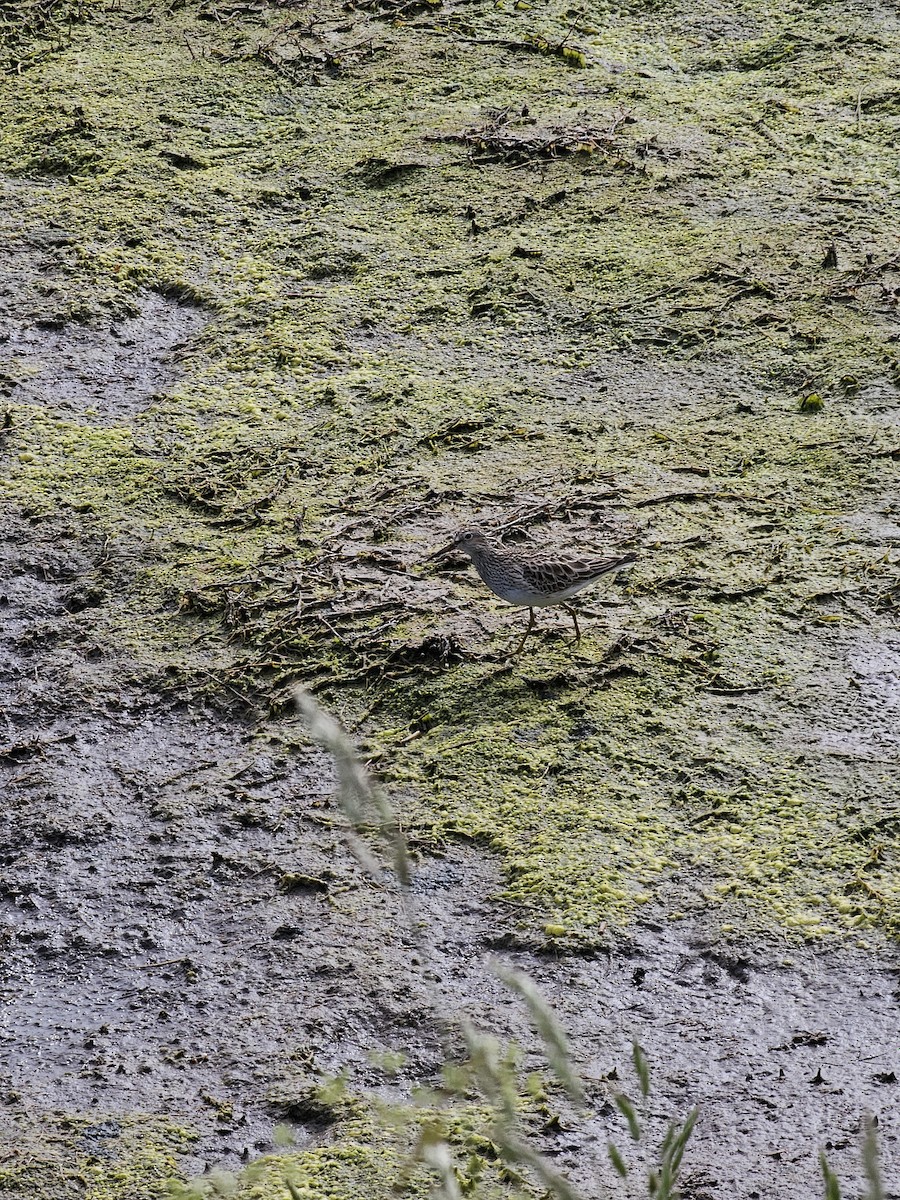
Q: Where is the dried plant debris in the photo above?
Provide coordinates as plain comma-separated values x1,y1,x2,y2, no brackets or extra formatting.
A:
177,503,466,691
450,28,590,68
218,17,385,80
0,0,93,73
427,105,633,166
346,0,442,20
161,442,309,523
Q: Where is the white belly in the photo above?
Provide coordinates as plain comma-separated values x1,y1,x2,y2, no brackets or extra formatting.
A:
498,578,604,607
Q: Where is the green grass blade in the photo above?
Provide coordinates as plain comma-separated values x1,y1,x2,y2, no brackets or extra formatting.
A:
820,1152,843,1200
607,1141,628,1178
632,1040,651,1099
494,963,585,1104
614,1092,641,1141
862,1116,885,1200
495,1128,587,1200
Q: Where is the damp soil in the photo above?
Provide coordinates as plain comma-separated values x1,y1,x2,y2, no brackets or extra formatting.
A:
2,470,898,1196
0,291,205,424
1,0,900,1196
1,590,898,1193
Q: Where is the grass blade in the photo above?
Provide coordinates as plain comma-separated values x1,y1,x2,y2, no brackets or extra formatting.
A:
614,1092,641,1141
416,1127,463,1200
862,1116,884,1200
494,963,585,1104
820,1152,843,1200
632,1040,651,1099
495,1128,587,1200
295,688,409,884
608,1140,628,1178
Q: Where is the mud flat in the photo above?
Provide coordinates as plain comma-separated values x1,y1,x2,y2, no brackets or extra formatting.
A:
0,0,898,1195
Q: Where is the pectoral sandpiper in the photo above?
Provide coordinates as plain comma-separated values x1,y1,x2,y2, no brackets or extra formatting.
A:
427,527,636,653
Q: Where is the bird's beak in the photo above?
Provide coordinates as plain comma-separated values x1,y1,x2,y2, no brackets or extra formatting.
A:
425,538,460,563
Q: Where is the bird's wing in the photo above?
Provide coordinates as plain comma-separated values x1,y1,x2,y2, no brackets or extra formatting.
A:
522,554,632,594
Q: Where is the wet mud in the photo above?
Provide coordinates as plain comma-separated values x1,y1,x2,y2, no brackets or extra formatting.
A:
0,291,205,424
1,515,897,1195
1,0,899,1195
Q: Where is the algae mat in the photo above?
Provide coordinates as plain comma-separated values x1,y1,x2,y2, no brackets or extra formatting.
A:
1,0,899,1194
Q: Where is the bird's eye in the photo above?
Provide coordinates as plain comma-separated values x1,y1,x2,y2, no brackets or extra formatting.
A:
463,532,473,541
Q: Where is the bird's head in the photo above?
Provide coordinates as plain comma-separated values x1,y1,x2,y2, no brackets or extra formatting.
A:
426,526,491,562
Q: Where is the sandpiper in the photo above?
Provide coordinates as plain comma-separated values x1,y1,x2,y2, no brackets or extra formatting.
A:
427,526,637,653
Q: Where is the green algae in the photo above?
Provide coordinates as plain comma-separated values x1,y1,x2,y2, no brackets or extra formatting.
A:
168,1103,530,1200
2,408,158,513
2,0,899,944
377,638,898,937
2,0,900,1190
0,1114,192,1199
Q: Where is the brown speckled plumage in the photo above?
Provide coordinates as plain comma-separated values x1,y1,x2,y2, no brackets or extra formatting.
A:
428,526,636,652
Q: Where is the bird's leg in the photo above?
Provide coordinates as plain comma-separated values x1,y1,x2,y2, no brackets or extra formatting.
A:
513,607,536,655
564,604,581,642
